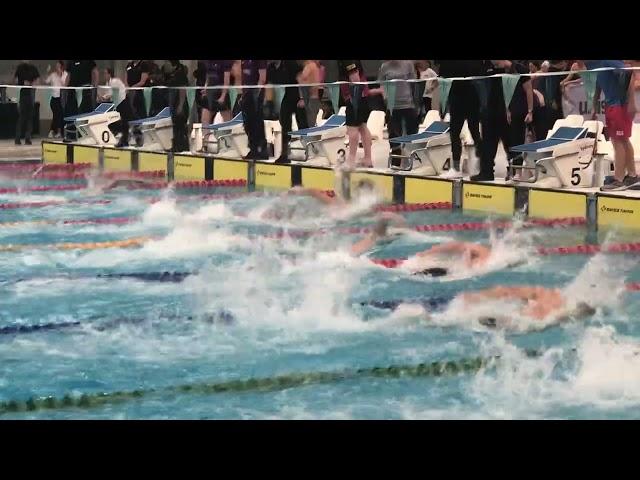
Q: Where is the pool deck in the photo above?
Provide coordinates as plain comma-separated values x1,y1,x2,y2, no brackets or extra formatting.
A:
0,138,42,162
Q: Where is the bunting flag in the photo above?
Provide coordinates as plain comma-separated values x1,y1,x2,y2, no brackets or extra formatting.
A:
383,80,397,113
186,88,196,114
274,86,285,114
614,69,632,104
143,87,152,116
581,69,599,107
327,83,340,115
411,79,426,110
349,84,362,118
543,76,557,109
501,74,520,110
301,85,310,107
472,78,489,112
43,87,52,110
14,86,21,102
111,86,119,107
438,78,452,114
75,88,82,108
229,86,238,113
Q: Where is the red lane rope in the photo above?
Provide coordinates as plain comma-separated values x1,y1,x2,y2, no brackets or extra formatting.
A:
0,163,92,172
375,202,452,212
0,184,87,194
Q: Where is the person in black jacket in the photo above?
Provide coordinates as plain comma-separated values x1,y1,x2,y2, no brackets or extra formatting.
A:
270,60,307,164
434,60,484,177
473,60,533,181
13,60,40,145
163,60,190,152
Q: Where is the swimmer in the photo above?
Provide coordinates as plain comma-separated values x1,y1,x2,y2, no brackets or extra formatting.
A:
363,285,596,329
84,178,158,195
263,179,382,222
286,178,379,208
410,241,492,276
350,212,408,256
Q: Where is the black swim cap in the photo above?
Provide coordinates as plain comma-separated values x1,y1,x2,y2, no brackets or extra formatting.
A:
414,267,449,277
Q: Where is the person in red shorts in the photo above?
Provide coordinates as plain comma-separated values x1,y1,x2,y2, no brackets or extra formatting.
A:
337,60,373,168
584,60,637,191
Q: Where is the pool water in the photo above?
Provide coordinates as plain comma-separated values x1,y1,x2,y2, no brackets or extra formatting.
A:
1,172,640,419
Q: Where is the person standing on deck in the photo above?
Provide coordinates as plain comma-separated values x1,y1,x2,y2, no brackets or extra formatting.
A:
239,60,268,160
584,60,638,191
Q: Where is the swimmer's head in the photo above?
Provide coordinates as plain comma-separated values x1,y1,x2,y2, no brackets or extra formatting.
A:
352,179,377,198
372,218,390,237
572,302,596,318
413,267,449,277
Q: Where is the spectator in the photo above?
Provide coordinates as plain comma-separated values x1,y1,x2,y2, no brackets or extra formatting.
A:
560,60,583,92
44,60,67,138
473,60,532,181
230,60,242,116
13,60,40,145
148,61,167,117
528,60,550,141
193,61,207,121
369,60,418,158
163,60,190,152
584,60,637,191
298,60,322,128
200,60,232,125
492,60,534,181
435,60,484,178
337,60,373,168
271,60,306,164
125,60,152,119
97,68,130,146
417,60,437,114
545,60,568,132
65,60,98,116
240,60,268,160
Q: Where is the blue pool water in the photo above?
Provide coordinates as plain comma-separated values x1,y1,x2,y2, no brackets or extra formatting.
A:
1,172,640,419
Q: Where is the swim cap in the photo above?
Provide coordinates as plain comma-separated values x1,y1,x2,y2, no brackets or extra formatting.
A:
413,267,449,277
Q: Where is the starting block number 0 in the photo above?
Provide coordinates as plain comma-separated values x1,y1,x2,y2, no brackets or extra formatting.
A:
102,131,110,143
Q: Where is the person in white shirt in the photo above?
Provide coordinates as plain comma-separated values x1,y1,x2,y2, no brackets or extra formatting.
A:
45,60,68,138
417,60,437,115
97,68,130,145
98,68,126,106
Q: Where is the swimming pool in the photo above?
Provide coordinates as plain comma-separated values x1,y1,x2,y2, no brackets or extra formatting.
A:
1,167,640,420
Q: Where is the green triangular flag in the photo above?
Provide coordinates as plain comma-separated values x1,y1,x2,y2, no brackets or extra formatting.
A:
472,78,489,112
274,86,285,113
411,80,426,110
543,76,556,108
615,70,632,104
327,83,340,115
229,86,238,112
111,86,119,106
501,74,520,110
438,78,453,114
186,88,196,114
43,87,52,110
301,86,310,106
76,88,82,108
581,70,599,107
143,87,152,116
383,80,397,113
349,84,362,118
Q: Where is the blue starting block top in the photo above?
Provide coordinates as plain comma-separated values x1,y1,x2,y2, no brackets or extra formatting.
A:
202,113,244,131
511,126,588,153
64,103,115,122
289,115,346,137
129,107,172,126
390,121,450,144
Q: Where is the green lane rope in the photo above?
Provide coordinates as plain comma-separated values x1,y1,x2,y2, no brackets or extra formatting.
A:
0,355,499,416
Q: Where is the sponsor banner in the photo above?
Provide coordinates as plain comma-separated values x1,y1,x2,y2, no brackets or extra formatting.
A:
463,183,514,216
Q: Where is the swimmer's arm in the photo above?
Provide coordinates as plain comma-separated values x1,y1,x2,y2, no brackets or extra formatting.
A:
350,236,377,257
288,187,336,205
416,241,476,257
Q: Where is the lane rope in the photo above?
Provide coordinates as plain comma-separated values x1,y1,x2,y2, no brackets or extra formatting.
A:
0,355,496,416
